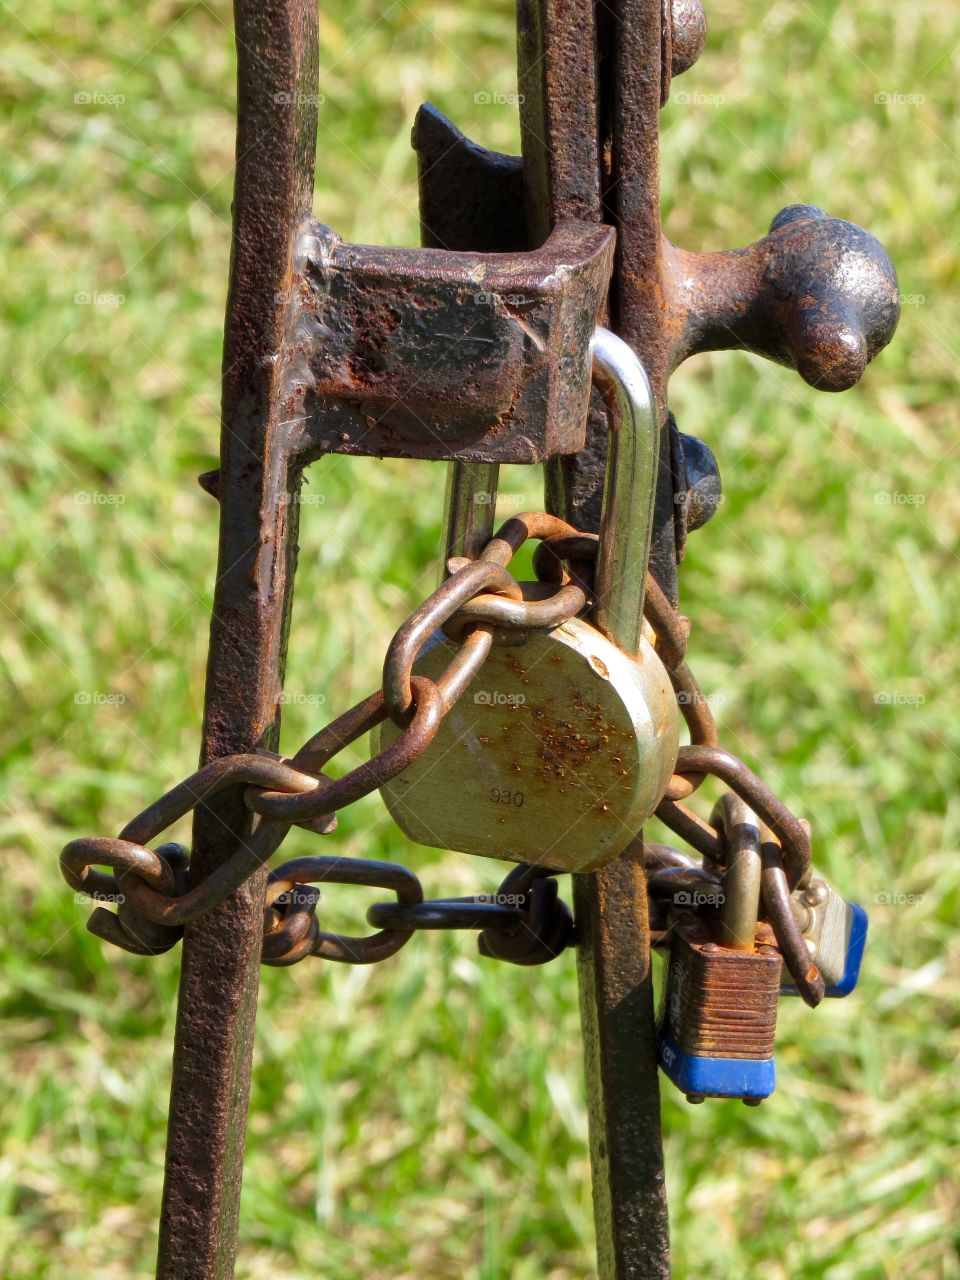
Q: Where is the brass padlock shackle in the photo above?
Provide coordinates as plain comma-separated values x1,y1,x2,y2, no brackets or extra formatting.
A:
711,794,825,1006
712,794,763,951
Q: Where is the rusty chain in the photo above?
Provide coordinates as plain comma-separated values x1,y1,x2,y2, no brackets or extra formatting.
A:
646,751,823,1005
532,530,825,1002
61,510,814,978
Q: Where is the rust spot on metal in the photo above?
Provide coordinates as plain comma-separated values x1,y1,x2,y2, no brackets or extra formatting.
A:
288,220,614,464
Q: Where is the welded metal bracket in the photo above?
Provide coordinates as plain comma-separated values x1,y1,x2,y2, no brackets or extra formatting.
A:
415,105,900,401
291,219,614,462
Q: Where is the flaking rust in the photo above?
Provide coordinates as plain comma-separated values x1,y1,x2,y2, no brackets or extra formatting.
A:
284,220,615,463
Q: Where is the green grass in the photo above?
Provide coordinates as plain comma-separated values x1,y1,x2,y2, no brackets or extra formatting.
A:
1,0,958,1276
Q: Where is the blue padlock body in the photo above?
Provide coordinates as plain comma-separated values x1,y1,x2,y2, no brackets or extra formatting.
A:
781,902,868,999
657,1030,776,1099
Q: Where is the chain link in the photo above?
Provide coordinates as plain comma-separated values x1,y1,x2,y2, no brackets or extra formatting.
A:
645,746,824,1006
62,517,590,966
61,509,812,979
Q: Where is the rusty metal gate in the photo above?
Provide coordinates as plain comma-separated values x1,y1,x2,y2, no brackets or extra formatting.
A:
58,0,899,1276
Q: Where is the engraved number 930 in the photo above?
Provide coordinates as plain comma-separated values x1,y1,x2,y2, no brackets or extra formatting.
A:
490,787,524,808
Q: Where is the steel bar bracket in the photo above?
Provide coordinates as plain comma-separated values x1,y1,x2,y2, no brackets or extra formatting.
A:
291,219,614,462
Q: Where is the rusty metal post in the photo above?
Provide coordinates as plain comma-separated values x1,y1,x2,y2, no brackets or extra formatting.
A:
155,3,318,1275
519,3,673,1275
578,1,678,1266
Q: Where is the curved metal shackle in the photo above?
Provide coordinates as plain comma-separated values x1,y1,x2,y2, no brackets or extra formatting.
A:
712,793,764,951
590,328,660,656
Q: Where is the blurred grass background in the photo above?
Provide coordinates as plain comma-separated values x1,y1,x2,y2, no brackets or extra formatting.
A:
0,0,957,1276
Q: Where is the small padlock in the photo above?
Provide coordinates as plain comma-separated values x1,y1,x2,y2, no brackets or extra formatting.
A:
657,796,782,1102
373,329,679,873
780,874,867,998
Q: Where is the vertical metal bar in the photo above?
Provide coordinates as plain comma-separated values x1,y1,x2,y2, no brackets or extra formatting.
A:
156,3,318,1276
517,0,611,536
572,850,670,1278
441,462,499,573
601,0,680,605
518,3,673,1275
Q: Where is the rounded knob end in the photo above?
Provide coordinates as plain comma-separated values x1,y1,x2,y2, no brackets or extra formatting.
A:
670,0,707,76
765,205,900,391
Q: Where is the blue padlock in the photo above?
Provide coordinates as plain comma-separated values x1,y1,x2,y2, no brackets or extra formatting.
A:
657,1026,776,1103
780,880,867,999
657,796,781,1104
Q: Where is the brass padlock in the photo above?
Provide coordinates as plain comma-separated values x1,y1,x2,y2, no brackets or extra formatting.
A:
374,329,679,873
657,796,783,1102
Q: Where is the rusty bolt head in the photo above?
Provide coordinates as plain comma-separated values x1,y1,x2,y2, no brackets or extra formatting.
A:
679,432,722,533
